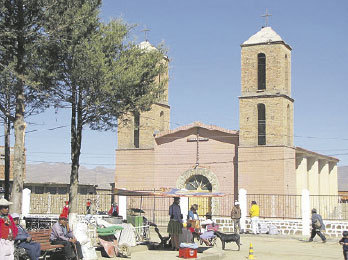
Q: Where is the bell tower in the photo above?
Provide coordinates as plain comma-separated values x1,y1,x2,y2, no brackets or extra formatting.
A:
117,41,170,149
238,27,296,194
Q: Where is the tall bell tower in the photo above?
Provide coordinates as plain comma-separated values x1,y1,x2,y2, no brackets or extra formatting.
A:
238,27,296,194
117,41,170,149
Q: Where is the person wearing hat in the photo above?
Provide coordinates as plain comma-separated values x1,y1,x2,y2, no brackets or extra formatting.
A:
12,213,41,260
50,214,83,260
0,198,18,260
308,208,326,243
249,201,260,234
167,197,183,250
231,201,241,234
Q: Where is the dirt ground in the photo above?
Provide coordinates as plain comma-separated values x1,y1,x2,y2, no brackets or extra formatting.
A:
95,229,344,259
220,234,343,260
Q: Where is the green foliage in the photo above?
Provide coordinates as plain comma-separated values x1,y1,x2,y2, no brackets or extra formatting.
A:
0,0,53,117
45,2,167,130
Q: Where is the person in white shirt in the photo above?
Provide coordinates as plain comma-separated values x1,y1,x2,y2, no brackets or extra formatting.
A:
199,213,215,246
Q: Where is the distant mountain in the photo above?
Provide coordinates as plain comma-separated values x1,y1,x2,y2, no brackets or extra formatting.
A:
25,163,114,188
338,166,348,191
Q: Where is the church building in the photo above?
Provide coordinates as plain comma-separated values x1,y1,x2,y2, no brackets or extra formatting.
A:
115,27,339,214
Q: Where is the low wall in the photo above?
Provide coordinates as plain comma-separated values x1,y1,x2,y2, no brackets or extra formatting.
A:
214,217,348,237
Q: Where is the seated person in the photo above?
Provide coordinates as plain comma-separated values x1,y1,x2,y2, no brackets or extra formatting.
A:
50,214,83,260
199,213,215,246
12,213,41,260
108,202,119,217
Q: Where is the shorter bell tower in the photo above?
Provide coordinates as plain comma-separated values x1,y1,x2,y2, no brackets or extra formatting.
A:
117,41,170,150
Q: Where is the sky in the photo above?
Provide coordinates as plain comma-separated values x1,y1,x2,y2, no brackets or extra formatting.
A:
1,0,348,168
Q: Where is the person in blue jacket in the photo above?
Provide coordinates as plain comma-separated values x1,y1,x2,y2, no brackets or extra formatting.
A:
12,213,41,260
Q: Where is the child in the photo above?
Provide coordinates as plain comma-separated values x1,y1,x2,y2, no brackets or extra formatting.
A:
339,231,348,260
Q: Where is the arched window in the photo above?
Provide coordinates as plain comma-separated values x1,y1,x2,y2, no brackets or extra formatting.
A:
160,111,164,131
258,53,266,90
185,175,212,191
258,104,266,145
133,112,140,148
287,104,291,145
285,54,289,93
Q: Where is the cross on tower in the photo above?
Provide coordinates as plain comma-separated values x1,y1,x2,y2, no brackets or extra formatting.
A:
261,9,272,27
141,26,150,42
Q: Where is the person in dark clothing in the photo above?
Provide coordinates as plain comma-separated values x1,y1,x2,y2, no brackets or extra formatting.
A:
50,215,83,260
308,208,326,243
339,231,348,260
12,213,41,260
167,197,183,251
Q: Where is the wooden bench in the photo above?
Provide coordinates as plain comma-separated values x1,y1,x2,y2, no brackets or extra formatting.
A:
15,229,64,260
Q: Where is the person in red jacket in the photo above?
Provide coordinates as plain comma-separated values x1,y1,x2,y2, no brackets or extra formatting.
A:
108,202,119,217
0,198,18,259
61,201,69,218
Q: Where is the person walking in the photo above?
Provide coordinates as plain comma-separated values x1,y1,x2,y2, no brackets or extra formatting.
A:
167,197,183,251
308,208,326,243
0,198,18,260
50,214,83,260
12,213,41,260
339,231,348,260
249,201,260,234
231,201,241,234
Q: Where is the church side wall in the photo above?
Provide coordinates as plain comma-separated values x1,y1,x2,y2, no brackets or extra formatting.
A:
308,158,319,195
115,149,155,190
296,156,308,195
329,163,338,195
238,146,296,194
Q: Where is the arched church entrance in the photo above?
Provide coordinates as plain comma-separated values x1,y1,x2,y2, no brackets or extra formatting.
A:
176,168,219,216
186,175,212,216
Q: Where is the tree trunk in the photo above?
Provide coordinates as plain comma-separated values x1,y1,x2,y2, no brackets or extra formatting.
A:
10,92,26,213
69,86,83,214
4,117,11,200
10,0,26,213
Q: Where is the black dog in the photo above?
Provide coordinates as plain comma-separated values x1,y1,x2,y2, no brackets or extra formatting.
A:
214,231,240,251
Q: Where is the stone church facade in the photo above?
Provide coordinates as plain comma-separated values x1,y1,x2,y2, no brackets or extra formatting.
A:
115,27,339,211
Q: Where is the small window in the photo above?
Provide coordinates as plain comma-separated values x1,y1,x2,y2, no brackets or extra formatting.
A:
47,187,57,194
58,187,67,194
258,104,266,145
258,53,266,90
35,186,44,194
134,112,140,148
78,187,88,195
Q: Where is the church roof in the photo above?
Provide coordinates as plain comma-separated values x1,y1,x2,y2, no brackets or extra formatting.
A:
295,147,339,162
155,121,238,138
242,27,291,49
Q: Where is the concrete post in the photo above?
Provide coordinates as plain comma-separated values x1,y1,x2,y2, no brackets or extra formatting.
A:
22,188,31,217
180,197,189,221
302,189,310,236
119,196,127,220
239,188,247,232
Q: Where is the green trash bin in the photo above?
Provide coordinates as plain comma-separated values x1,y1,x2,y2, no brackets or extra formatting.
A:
127,215,143,227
